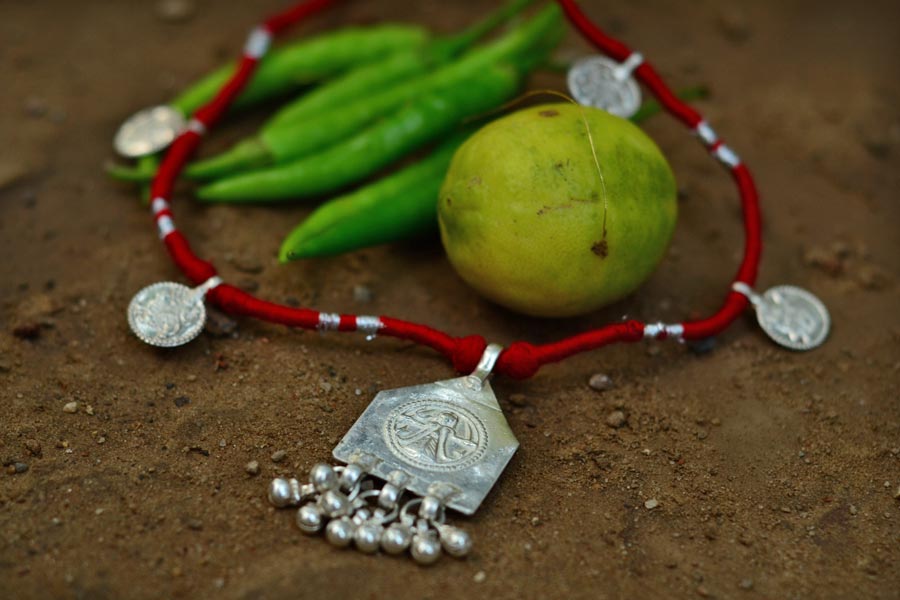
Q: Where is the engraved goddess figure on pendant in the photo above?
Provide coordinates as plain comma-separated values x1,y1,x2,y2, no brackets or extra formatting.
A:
390,403,482,468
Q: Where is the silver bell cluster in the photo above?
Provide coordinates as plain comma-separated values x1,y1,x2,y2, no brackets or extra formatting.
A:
268,463,472,565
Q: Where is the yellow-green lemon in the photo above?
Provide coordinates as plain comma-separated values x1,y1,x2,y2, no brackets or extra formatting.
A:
438,102,677,317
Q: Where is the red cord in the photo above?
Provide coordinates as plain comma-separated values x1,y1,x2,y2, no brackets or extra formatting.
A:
144,0,763,380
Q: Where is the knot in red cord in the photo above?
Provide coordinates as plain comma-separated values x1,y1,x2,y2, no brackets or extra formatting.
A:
496,341,541,380
451,335,487,374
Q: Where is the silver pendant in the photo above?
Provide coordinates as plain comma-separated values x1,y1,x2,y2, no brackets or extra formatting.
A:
114,105,186,158
127,278,221,348
268,345,519,564
733,283,831,351
567,54,643,118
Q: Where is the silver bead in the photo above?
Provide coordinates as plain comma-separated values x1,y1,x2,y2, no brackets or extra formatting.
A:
438,525,472,558
325,517,356,548
380,522,413,555
353,522,384,554
378,483,401,510
295,504,324,534
418,496,442,522
268,478,294,508
410,534,442,565
317,489,351,518
339,464,365,491
310,464,338,493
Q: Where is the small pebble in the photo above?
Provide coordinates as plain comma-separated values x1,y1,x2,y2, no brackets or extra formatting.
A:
156,0,195,22
738,579,754,591
187,519,203,531
174,396,190,408
85,405,95,416
245,460,260,476
688,338,717,356
856,265,889,291
0,161,28,192
894,485,900,500
12,323,41,340
219,439,227,448
63,401,79,414
205,308,238,337
644,498,659,510
588,373,614,392
849,505,858,516
716,5,751,43
12,462,29,474
271,450,287,463
606,410,627,429
24,440,42,457
507,393,529,407
473,571,487,583
352,285,374,303
23,96,49,118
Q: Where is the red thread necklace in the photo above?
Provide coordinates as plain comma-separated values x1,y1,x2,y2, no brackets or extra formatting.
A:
119,0,830,565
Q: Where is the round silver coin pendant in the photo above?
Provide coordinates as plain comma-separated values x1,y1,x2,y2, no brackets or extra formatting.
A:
127,282,207,348
114,105,186,158
567,56,642,118
755,285,830,351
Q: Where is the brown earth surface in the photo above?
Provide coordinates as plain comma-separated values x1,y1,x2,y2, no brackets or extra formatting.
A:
2,1,899,598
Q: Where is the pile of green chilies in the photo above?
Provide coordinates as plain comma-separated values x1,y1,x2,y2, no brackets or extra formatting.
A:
109,2,707,263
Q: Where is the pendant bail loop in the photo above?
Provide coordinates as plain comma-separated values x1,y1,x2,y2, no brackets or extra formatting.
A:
196,276,223,298
732,282,762,307
466,343,504,390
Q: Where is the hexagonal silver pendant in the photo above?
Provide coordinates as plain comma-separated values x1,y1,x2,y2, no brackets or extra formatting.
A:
333,375,519,515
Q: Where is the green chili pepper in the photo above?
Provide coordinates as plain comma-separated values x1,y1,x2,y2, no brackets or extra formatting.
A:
265,0,536,131
170,25,431,117
196,63,525,203
278,86,711,261
279,131,471,261
183,3,564,181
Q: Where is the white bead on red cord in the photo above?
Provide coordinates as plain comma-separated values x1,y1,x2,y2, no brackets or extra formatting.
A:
356,316,383,336
713,144,741,168
151,197,170,216
694,120,742,169
695,120,718,147
157,215,176,239
186,118,207,136
244,26,272,59
643,322,685,341
317,312,341,332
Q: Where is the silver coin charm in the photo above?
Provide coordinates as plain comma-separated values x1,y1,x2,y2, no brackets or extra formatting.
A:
567,55,643,118
734,283,831,351
127,278,220,348
114,105,186,158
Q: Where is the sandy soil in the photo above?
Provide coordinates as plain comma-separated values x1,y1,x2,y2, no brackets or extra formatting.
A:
1,1,899,598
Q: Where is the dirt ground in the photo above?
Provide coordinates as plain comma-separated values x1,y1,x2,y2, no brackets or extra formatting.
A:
2,1,899,598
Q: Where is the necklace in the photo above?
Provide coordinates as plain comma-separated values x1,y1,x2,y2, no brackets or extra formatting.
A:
116,0,831,565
